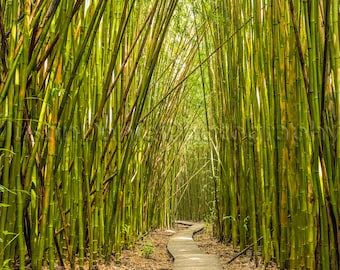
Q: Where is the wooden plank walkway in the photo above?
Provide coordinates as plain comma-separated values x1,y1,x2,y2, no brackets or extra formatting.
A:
167,221,222,270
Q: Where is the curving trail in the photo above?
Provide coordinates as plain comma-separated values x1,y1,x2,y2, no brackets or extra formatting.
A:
167,221,222,270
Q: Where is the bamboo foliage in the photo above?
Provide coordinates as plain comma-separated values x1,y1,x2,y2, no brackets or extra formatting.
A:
0,0,339,269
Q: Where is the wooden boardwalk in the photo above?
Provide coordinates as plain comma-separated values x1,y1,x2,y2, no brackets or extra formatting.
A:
167,221,222,270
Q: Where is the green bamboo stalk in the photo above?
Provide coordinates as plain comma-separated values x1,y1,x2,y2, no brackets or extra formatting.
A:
0,65,15,268
329,0,340,264
0,4,19,266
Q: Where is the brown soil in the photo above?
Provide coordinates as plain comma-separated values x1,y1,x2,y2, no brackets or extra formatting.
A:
105,223,279,270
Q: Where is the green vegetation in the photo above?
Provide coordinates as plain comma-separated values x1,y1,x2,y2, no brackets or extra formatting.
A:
203,0,340,269
140,241,154,259
0,0,339,269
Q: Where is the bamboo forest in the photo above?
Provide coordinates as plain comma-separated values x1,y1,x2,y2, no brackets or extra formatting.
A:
0,0,339,269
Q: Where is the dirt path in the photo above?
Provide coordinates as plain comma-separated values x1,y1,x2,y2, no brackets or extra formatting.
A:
167,222,222,269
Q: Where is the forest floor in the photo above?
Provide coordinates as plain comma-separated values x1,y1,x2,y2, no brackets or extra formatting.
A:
38,223,278,269
106,223,279,270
